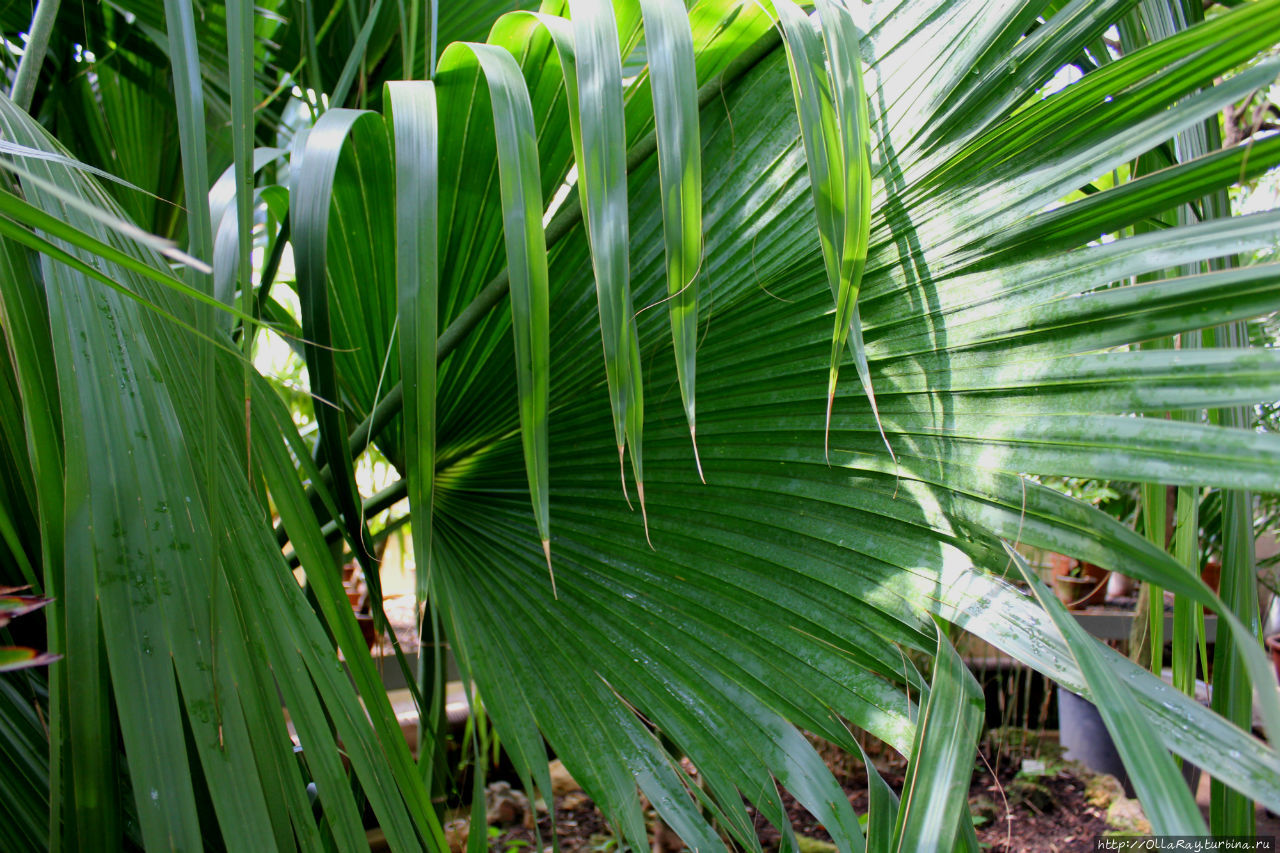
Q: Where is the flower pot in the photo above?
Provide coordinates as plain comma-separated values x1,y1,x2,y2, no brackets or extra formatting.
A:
1047,552,1078,575
1058,687,1200,798
1266,634,1280,681
1051,561,1110,610
356,613,379,650
1197,559,1222,616
1200,559,1221,595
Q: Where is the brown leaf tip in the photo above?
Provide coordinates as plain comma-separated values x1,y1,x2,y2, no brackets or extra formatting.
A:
543,538,557,600
637,481,654,551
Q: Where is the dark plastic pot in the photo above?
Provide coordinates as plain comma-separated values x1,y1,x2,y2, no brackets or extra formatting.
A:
1058,687,1199,798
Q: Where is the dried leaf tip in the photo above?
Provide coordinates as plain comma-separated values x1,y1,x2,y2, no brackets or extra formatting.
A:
824,372,838,467
637,481,653,550
861,377,897,468
619,445,633,510
543,539,556,600
690,427,705,484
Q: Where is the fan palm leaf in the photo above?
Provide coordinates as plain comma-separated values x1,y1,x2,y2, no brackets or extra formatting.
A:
1,0,1279,850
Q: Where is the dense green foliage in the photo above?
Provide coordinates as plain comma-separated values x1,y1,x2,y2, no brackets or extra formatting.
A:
1,0,1279,850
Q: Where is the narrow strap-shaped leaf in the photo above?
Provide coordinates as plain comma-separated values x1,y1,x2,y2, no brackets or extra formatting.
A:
1009,547,1209,834
0,675,49,848
568,0,647,522
858,738,898,853
0,217,252,367
774,0,882,461
28,194,206,853
625,316,649,543
0,489,38,590
332,0,385,108
638,0,704,477
0,101,301,853
975,133,1280,263
437,43,552,580
466,733,489,853
930,558,1280,808
293,108,383,604
1208,316,1266,835
209,575,323,852
488,7,649,536
1170,474,1201,701
385,80,439,604
0,160,207,271
0,186,258,330
0,139,158,195
225,0,255,357
208,148,287,329
376,78,450,774
8,0,60,112
208,148,287,235
159,0,219,525
812,0,887,461
212,207,242,318
773,0,840,298
891,622,984,853
160,0,213,268
0,212,74,849
253,378,446,850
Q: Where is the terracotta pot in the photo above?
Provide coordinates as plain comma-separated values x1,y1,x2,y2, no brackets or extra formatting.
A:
1051,560,1110,610
1047,552,1079,575
343,564,363,607
356,613,379,650
1266,634,1280,681
1200,559,1221,595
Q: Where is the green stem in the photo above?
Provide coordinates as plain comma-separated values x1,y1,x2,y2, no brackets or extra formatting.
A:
285,477,407,566
251,217,291,327
426,0,437,80
10,0,61,113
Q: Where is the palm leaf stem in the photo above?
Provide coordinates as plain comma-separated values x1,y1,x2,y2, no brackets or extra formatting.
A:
285,477,409,566
8,0,60,112
426,0,438,80
250,217,291,329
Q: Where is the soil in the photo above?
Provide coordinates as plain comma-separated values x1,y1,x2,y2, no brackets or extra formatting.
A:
489,737,1114,853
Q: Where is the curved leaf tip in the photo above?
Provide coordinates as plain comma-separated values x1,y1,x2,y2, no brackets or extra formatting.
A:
543,538,556,599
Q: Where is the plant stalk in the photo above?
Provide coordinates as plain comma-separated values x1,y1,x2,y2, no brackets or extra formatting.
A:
10,0,61,113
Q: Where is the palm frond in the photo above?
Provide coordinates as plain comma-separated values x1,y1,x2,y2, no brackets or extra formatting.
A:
2,0,1280,850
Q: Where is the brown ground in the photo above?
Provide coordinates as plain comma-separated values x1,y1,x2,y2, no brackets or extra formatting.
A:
490,736,1113,853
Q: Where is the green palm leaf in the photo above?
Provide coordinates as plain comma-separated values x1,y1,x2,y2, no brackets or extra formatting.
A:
891,623,983,852
293,107,387,605
386,80,439,601
568,0,648,522
4,0,1280,850
1012,548,1208,835
0,94,444,851
436,40,553,580
638,0,704,472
